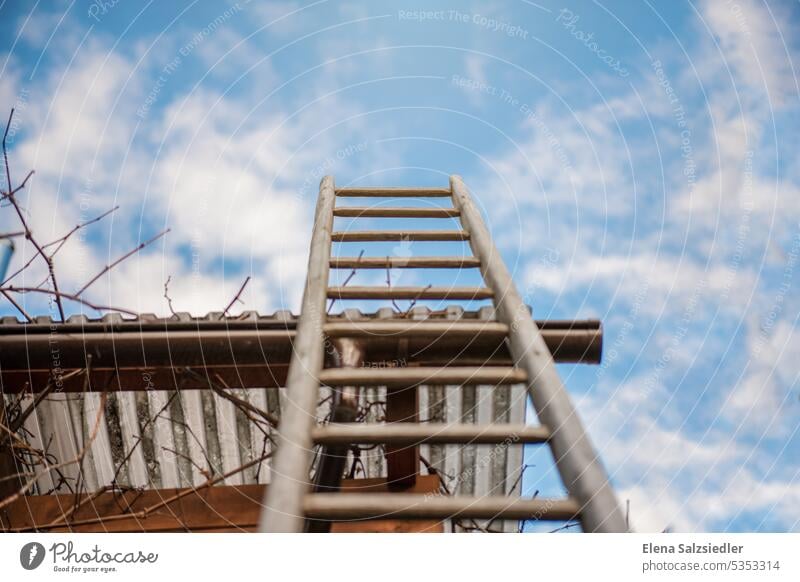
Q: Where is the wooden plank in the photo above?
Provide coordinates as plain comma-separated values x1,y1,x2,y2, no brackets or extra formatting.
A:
304,493,580,521
450,175,627,532
333,207,459,218
1,477,443,533
332,230,469,242
385,386,419,491
312,423,550,445
324,320,508,338
335,187,451,197
319,366,526,388
327,286,493,300
259,176,336,533
0,329,294,370
330,256,481,269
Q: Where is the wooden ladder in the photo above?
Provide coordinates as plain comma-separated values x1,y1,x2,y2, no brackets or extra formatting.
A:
258,176,627,532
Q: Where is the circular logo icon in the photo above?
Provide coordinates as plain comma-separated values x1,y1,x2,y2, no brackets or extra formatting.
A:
20,542,46,570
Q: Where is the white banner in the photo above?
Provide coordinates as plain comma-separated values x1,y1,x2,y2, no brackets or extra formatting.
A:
1,533,797,581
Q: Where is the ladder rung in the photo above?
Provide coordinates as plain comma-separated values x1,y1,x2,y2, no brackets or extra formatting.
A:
327,286,493,300
312,423,549,445
332,230,469,242
318,366,526,387
330,256,481,269
324,320,507,339
335,187,451,198
333,207,459,218
303,494,580,521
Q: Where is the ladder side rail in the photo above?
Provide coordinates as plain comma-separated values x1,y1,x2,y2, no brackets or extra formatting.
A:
449,175,627,533
258,176,336,532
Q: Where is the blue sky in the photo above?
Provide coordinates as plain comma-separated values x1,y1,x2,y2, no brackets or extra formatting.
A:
1,0,798,532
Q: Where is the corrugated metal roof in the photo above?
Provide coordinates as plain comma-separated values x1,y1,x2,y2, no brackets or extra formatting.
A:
0,305,535,330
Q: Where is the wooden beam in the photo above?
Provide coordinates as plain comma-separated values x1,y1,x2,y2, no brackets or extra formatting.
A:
333,207,459,218
328,286,493,300
304,493,580,521
1,477,443,533
260,175,335,532
313,423,550,445
335,187,451,197
450,175,626,532
324,320,509,339
319,366,527,388
332,230,469,242
385,386,419,491
330,256,481,269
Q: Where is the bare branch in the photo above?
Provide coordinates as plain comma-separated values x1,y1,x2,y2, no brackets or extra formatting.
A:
0,169,34,200
2,206,120,287
327,249,363,313
182,367,278,427
109,391,179,487
0,388,108,511
385,257,403,313
163,276,177,316
75,228,170,296
11,449,275,531
0,230,25,239
2,369,85,441
42,205,119,255
2,109,63,320
2,108,16,191
401,284,432,317
223,275,251,316
1,286,139,316
0,289,33,322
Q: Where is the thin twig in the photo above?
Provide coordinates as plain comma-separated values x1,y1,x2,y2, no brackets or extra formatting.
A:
109,391,179,487
327,249,363,313
0,289,32,321
0,388,108,511
548,521,581,533
2,206,119,286
1,286,139,316
3,369,84,439
401,283,432,317
223,276,251,316
75,228,170,296
0,230,25,239
385,257,403,313
43,206,119,255
161,446,212,480
2,109,65,319
183,368,278,427
13,449,275,531
163,276,177,316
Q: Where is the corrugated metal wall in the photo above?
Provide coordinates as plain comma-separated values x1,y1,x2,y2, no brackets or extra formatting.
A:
8,384,526,531
4,307,531,532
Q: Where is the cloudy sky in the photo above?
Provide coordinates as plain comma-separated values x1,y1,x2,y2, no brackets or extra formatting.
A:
1,0,798,532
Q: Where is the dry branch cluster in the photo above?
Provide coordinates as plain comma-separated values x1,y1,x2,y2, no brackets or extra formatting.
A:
0,109,265,531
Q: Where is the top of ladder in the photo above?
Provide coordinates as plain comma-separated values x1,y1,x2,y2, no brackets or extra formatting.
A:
259,174,627,534
335,186,452,197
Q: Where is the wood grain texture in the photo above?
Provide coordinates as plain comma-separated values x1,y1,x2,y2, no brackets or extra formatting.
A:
1,476,444,533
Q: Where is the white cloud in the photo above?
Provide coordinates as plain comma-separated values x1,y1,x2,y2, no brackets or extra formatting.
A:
724,317,800,433
582,378,798,532
702,0,797,105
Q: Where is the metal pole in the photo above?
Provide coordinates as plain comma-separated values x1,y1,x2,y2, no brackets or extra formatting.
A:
258,176,336,532
450,175,627,532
